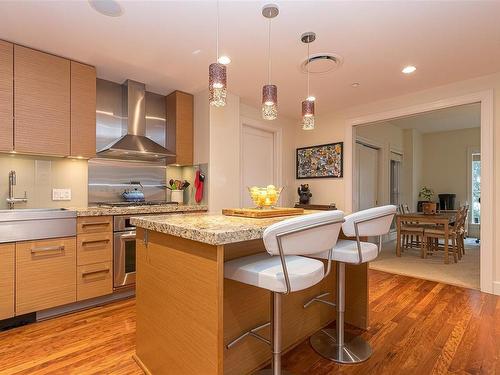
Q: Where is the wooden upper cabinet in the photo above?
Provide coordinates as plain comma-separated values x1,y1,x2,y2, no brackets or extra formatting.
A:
14,45,70,156
0,40,13,152
71,61,96,158
166,91,194,165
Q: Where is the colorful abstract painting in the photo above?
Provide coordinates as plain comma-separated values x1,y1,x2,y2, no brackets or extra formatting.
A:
296,142,343,179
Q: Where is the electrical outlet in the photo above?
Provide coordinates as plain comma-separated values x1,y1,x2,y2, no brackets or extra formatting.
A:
52,188,71,201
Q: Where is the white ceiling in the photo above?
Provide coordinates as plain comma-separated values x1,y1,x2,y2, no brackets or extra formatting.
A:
388,102,481,134
0,1,499,120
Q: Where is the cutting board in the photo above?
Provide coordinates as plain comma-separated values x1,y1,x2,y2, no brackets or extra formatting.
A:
222,207,304,218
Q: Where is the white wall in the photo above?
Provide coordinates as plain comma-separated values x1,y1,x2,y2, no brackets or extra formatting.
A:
208,92,241,212
422,128,480,206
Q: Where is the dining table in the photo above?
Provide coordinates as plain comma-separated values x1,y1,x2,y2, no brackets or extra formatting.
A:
396,212,456,264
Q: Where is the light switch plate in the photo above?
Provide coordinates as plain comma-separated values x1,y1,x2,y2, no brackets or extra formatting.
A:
52,188,71,201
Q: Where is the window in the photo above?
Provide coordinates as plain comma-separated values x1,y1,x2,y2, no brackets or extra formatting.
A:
471,153,481,224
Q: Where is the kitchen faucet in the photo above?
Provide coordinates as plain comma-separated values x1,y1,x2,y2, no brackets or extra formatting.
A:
7,170,28,209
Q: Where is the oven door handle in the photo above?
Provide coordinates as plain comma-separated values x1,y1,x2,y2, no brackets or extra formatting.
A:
120,233,136,239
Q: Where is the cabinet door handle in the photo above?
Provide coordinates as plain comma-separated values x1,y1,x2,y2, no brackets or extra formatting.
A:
31,245,64,254
82,268,110,277
82,239,110,247
82,222,110,227
120,234,136,239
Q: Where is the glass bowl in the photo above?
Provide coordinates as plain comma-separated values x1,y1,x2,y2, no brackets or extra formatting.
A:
247,185,283,209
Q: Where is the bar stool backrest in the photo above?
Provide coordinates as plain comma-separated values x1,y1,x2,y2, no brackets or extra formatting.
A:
342,205,397,237
263,210,344,256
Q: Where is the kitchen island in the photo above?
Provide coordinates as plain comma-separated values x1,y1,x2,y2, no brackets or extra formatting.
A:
131,212,369,375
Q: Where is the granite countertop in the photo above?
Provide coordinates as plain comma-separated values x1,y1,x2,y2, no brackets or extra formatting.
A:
131,212,310,246
74,204,208,217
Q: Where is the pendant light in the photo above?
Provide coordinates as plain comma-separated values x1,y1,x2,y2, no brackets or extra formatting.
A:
261,4,279,120
209,0,227,107
301,32,316,130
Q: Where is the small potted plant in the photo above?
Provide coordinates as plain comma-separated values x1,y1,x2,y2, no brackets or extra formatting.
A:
419,186,436,214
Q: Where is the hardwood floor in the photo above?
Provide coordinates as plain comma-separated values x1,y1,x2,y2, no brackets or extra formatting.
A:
0,270,498,374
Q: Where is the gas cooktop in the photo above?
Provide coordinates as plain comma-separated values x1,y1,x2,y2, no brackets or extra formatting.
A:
93,201,179,208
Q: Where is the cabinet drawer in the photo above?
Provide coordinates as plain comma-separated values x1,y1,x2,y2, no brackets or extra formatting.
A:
77,232,112,266
0,243,15,320
16,237,76,315
77,216,112,234
77,262,112,301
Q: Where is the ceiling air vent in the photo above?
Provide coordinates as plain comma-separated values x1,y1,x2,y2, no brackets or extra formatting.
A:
300,53,344,74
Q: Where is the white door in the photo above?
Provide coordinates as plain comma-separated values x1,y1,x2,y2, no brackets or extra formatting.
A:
241,125,275,207
357,142,379,210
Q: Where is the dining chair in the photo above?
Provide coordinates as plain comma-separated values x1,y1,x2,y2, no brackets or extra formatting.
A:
422,206,467,263
398,204,425,256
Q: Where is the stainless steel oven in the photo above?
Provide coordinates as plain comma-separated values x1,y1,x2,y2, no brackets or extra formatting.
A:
113,215,137,290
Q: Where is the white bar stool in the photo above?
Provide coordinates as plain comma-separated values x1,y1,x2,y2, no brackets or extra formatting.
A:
305,205,397,364
225,210,345,375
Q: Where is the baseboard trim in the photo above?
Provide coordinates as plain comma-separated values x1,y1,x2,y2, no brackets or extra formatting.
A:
493,281,500,296
36,289,135,321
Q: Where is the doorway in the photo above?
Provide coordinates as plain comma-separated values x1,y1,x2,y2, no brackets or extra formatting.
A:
355,142,379,210
240,123,277,207
351,103,482,290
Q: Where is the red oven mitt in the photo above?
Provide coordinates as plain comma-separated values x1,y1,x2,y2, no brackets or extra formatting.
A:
195,170,204,203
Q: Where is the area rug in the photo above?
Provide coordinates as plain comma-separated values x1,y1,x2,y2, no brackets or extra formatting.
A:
370,238,480,290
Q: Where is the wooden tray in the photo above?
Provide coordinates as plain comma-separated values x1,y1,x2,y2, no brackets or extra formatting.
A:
222,207,304,218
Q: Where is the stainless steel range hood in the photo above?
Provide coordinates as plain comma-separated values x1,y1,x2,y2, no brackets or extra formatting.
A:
97,80,175,161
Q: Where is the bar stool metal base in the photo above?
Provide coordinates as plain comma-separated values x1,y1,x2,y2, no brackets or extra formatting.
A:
254,369,295,375
310,329,372,364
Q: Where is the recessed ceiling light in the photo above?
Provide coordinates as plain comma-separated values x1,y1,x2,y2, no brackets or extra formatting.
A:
351,82,360,88
89,0,124,17
306,96,316,102
192,49,202,55
218,55,231,65
402,65,416,74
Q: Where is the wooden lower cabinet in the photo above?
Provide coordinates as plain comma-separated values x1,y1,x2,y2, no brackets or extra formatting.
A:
77,232,113,265
77,216,113,235
16,237,76,315
76,217,114,301
77,262,113,301
0,243,15,319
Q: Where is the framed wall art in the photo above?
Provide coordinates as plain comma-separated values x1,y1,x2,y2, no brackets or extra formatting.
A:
296,142,343,179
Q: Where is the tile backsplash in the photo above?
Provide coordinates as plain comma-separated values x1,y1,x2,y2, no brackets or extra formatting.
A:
0,154,88,209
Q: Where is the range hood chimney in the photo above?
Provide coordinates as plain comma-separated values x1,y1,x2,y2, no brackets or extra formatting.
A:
97,80,176,161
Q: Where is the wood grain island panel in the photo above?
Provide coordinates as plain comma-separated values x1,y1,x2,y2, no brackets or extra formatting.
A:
133,213,369,374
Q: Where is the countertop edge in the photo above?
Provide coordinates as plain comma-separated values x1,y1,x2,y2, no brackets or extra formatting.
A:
131,215,266,246
74,205,208,217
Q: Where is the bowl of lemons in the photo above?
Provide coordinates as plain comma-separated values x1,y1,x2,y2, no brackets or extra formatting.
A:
248,185,283,209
